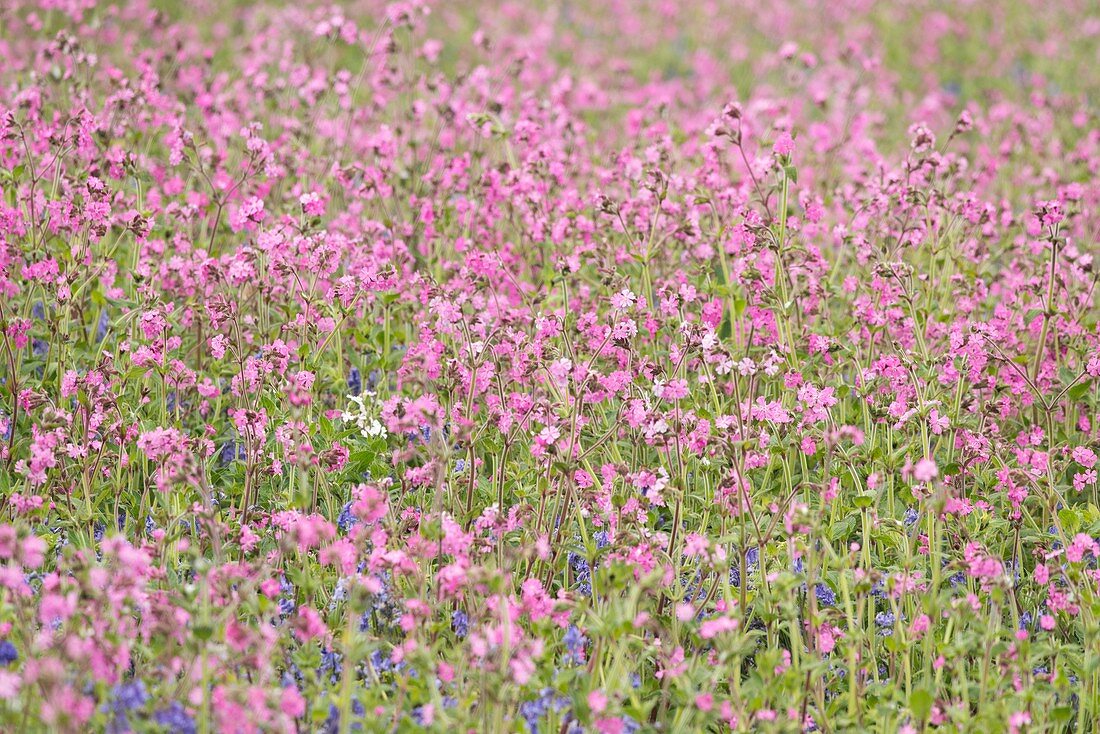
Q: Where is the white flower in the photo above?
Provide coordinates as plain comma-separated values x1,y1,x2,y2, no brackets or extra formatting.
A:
341,392,388,439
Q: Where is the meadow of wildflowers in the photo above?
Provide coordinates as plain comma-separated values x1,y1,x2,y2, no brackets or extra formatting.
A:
1,0,1100,731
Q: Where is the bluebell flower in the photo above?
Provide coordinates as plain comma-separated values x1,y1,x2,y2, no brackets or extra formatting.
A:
112,680,148,711
323,705,340,734
562,625,585,665
519,698,547,734
370,649,395,673
96,311,110,343
0,641,17,666
875,611,897,635
814,583,836,607
324,703,364,733
331,579,348,606
567,552,592,597
154,702,197,734
452,610,469,638
319,649,342,683
347,366,362,396
337,502,357,533
278,597,296,618
518,689,569,734
219,441,245,466
730,547,760,588
105,713,131,734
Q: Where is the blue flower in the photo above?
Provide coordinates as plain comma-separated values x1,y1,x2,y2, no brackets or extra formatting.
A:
0,641,17,666
452,610,469,638
369,649,395,673
105,713,131,734
95,311,110,343
562,625,586,665
519,689,569,734
319,649,342,683
337,501,358,533
347,366,362,396
567,552,592,597
278,597,296,617
219,441,245,466
112,680,148,711
154,702,197,734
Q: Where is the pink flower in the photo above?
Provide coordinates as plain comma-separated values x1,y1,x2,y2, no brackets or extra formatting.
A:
1072,446,1097,468
280,687,305,717
294,606,328,642
1066,534,1098,563
913,458,938,483
0,671,20,699
773,132,795,156
299,192,326,216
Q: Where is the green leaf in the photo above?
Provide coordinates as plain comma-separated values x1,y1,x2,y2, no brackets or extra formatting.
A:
853,491,875,510
909,688,933,720
1052,707,1074,723
1069,381,1092,401
1059,508,1080,534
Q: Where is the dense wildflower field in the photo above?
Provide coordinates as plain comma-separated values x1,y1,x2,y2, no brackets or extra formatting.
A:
2,0,1100,731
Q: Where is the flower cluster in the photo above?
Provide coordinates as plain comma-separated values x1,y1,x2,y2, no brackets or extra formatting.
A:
0,0,1099,731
